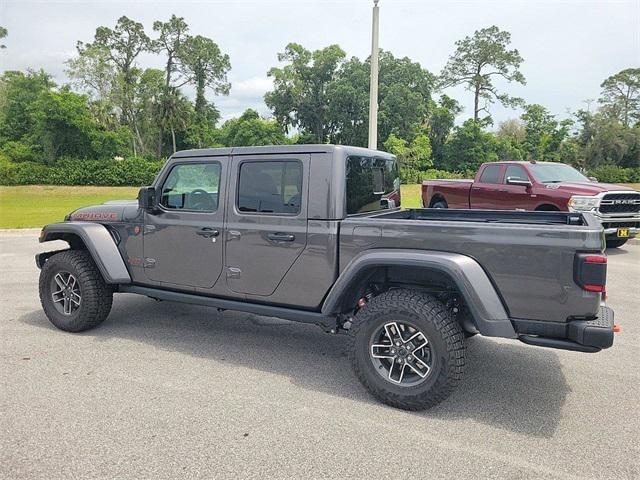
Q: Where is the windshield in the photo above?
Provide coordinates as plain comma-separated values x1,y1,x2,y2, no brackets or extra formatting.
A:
528,163,590,183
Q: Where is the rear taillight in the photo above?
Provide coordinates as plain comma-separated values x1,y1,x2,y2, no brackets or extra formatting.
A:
574,253,607,293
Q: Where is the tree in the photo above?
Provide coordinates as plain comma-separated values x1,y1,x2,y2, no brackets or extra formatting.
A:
0,70,54,142
384,131,433,183
496,118,525,143
152,15,190,155
428,95,462,168
495,118,526,161
30,89,127,163
599,68,640,127
439,26,526,122
326,52,434,148
575,110,640,168
268,47,433,147
134,68,164,154
177,35,230,119
265,43,346,142
217,109,287,146
77,16,151,154
442,120,499,172
183,101,221,149
521,104,571,161
377,52,435,145
325,56,370,146
0,26,7,49
66,43,118,129
161,87,193,153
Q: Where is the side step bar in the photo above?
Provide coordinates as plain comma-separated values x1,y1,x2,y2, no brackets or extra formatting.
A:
118,285,337,331
518,335,600,353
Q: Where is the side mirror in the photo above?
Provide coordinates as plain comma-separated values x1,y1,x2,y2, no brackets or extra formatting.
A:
138,186,158,211
589,177,598,182
506,177,532,187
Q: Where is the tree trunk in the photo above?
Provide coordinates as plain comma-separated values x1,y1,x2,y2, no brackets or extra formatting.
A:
474,85,480,122
157,57,174,158
171,127,177,153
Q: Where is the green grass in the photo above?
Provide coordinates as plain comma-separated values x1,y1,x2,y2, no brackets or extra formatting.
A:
0,186,138,228
1,183,638,229
400,184,422,208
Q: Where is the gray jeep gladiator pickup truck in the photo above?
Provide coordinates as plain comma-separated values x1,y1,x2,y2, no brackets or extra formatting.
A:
37,145,616,410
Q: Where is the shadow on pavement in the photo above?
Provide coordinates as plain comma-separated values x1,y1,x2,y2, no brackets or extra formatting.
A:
605,247,630,256
20,294,570,438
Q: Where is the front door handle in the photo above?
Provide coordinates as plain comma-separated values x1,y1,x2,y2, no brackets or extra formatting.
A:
196,227,219,238
267,232,295,242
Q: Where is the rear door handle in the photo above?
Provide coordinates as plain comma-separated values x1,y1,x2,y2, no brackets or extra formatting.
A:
267,232,295,242
196,227,219,238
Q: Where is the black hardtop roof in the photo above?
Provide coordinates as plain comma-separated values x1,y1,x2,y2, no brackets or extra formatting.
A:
171,144,395,159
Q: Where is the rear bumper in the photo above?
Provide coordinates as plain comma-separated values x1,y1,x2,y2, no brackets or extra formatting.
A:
516,306,615,353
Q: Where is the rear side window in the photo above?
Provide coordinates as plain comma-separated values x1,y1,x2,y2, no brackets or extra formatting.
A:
160,162,221,212
479,165,502,184
504,165,529,183
346,156,400,214
237,161,302,214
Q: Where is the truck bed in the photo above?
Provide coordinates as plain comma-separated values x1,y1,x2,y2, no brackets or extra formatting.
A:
421,179,473,208
378,208,587,225
339,208,604,323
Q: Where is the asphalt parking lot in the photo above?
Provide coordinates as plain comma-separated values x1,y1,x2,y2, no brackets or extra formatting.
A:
1,231,638,479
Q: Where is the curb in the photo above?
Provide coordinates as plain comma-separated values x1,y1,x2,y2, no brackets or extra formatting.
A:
0,228,41,236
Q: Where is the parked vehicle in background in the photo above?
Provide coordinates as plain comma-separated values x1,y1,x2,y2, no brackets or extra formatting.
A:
36,146,616,411
422,161,640,248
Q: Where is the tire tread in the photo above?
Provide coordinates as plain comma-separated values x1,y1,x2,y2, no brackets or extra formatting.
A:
39,250,113,332
349,289,465,410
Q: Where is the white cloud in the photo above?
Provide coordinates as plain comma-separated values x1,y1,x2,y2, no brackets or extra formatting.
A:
231,76,273,100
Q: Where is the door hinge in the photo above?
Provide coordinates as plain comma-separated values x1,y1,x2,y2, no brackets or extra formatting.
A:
144,257,156,268
226,267,241,278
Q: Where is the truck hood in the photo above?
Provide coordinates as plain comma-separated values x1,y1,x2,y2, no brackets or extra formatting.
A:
68,199,140,223
543,182,635,196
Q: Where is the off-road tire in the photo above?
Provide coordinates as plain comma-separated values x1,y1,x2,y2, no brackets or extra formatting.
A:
349,289,465,410
606,238,628,249
39,250,113,332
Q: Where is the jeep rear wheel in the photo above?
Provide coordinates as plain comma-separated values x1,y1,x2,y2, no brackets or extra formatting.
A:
350,289,465,410
39,250,113,332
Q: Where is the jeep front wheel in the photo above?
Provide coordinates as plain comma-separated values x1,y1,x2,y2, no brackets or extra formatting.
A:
350,289,465,410
39,250,113,332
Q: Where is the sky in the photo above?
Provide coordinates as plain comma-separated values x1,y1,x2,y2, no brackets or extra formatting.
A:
1,0,639,128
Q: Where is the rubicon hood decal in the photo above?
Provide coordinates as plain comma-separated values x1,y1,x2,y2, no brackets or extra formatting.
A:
70,211,119,221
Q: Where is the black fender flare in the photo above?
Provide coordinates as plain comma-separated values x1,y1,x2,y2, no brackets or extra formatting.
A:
321,249,516,338
38,222,131,284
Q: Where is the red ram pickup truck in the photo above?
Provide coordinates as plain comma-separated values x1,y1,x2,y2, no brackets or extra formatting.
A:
422,161,640,248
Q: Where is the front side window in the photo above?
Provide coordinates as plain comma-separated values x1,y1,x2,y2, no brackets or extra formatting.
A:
504,165,529,183
237,161,303,214
160,162,221,212
346,156,401,214
479,164,502,184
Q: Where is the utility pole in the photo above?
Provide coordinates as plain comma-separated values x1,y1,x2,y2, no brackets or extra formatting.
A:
368,0,380,150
